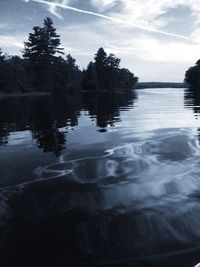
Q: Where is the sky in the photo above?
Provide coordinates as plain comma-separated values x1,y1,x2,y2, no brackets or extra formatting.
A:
0,0,200,82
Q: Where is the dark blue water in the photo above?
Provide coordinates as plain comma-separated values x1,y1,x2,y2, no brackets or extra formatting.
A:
0,88,200,266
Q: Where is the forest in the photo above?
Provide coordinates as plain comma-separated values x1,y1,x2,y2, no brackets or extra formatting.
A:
0,17,138,94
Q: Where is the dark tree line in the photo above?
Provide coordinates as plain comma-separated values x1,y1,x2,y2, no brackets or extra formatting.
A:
0,18,138,94
82,47,138,91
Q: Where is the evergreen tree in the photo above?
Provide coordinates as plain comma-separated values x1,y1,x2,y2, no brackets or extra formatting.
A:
23,26,44,64
94,47,108,89
42,17,64,62
23,18,63,64
94,47,107,72
23,17,64,91
185,60,200,88
83,47,138,91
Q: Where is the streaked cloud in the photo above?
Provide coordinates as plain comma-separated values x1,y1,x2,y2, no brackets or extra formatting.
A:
25,0,196,42
0,35,24,51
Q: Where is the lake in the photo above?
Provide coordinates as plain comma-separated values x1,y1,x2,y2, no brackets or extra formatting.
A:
0,88,200,266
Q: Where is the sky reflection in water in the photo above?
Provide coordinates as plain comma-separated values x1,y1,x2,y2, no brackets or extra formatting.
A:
0,89,200,266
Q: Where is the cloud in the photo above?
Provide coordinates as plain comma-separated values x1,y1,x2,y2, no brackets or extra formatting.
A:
90,0,117,12
0,35,24,53
106,37,200,63
48,0,69,19
25,0,196,42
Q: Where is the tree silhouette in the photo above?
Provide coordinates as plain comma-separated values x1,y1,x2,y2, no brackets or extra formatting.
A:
83,47,138,91
106,53,120,72
185,60,200,88
94,47,108,72
82,62,98,91
23,17,64,91
23,17,63,64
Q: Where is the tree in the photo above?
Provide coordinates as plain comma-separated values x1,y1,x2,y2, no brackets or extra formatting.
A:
94,47,107,72
42,17,64,61
23,17,63,64
185,60,200,88
82,62,98,91
83,47,138,91
94,48,121,89
23,26,44,65
106,53,120,72
118,68,138,89
23,17,64,91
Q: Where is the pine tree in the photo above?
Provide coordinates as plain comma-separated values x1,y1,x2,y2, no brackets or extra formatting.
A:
42,17,64,62
94,47,107,72
23,18,63,65
23,26,44,65
23,17,64,91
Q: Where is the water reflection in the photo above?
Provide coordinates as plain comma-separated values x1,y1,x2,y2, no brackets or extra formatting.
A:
185,87,200,147
83,91,136,129
184,87,200,116
2,88,200,266
0,91,136,151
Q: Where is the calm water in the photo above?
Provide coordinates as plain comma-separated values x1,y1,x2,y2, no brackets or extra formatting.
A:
1,88,200,266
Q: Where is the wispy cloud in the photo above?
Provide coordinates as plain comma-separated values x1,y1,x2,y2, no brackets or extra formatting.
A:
24,0,196,42
0,35,24,51
106,37,200,63
48,0,69,19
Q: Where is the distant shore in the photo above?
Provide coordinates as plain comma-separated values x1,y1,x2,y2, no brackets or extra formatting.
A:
134,82,186,89
0,82,188,98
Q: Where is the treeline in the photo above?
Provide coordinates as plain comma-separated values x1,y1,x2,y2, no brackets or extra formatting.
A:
0,17,138,94
82,48,138,91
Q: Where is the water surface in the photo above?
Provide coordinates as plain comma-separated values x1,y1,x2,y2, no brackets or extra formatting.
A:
0,88,200,266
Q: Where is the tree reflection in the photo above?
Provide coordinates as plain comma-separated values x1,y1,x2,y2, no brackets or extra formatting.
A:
0,95,81,155
185,87,200,146
0,125,9,145
185,87,200,117
83,91,136,129
0,89,137,154
33,127,66,157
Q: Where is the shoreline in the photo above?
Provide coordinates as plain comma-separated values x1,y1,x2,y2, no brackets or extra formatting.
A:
0,92,51,98
134,82,186,89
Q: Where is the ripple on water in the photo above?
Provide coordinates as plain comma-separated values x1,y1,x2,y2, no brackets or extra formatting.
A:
1,129,200,265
